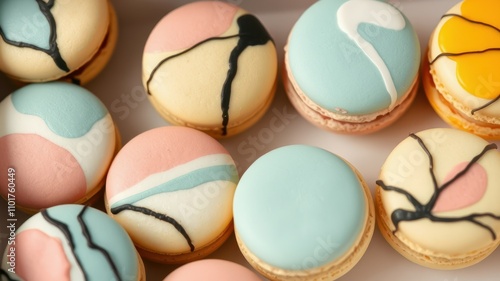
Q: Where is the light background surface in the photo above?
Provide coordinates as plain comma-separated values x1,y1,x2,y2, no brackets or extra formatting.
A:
1,0,500,280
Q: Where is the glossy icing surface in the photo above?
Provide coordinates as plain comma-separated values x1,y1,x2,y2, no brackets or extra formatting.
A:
0,82,116,209
1,205,140,281
106,126,238,254
0,0,109,81
163,259,261,281
429,0,500,119
378,128,500,255
287,0,420,115
142,1,277,136
233,145,367,270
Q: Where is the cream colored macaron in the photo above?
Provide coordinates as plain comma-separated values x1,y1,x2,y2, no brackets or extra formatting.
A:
424,0,500,139
0,0,118,85
142,1,278,138
376,128,500,269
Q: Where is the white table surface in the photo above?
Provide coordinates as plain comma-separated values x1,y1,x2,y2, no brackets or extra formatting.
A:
1,0,500,280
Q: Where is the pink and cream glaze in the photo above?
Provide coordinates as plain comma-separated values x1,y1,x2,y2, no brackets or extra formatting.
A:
376,128,500,269
142,1,277,137
105,126,239,263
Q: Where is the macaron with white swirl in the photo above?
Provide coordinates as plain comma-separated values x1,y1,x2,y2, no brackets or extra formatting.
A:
0,82,119,213
284,0,420,134
1,204,145,281
105,126,239,263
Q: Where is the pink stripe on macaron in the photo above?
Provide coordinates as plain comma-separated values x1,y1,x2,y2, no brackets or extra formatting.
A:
15,230,71,281
144,1,239,53
106,126,230,198
0,134,86,209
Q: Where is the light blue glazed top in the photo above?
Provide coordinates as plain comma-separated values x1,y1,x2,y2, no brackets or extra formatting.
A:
233,145,366,270
288,0,420,115
11,82,107,138
0,0,51,50
44,205,139,281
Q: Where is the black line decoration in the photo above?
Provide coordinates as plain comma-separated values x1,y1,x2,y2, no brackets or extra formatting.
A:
0,0,69,72
429,13,500,114
77,206,122,281
377,133,500,239
42,209,88,280
146,14,272,135
111,204,195,252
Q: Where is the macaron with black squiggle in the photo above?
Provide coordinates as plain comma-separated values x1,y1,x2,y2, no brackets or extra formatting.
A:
423,0,500,139
0,82,120,214
105,126,239,263
0,0,118,85
142,1,278,138
0,204,145,281
284,0,420,134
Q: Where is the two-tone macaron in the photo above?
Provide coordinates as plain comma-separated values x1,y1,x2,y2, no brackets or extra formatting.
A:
233,145,374,280
0,82,119,213
0,0,118,85
423,0,500,139
105,126,239,263
376,128,500,269
284,0,420,134
1,205,145,281
142,1,278,138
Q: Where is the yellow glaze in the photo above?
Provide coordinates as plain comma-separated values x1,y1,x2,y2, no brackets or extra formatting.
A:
437,0,500,99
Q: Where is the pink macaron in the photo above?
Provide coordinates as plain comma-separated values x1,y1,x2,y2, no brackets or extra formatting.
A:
163,259,261,281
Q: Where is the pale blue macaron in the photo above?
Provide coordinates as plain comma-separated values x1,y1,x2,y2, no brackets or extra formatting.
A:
233,145,374,280
284,0,420,134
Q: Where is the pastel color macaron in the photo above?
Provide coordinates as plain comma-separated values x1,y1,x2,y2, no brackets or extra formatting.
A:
163,259,261,281
105,126,239,264
0,0,118,85
0,82,119,214
376,128,500,269
1,204,145,281
142,1,278,138
233,145,374,280
284,0,420,134
423,0,500,139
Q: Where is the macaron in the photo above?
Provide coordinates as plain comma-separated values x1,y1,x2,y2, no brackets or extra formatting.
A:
142,1,278,138
105,126,239,264
376,128,500,269
423,0,500,139
163,259,261,281
0,82,119,214
0,204,145,281
0,0,118,85
284,0,420,134
233,145,374,280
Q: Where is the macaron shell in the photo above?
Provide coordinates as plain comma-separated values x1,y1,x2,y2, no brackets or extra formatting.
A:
428,0,500,123
1,205,144,281
423,56,500,140
285,0,420,117
377,128,500,267
0,0,110,82
142,1,277,137
163,259,261,281
0,82,117,211
233,145,374,280
105,126,238,260
283,57,419,134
